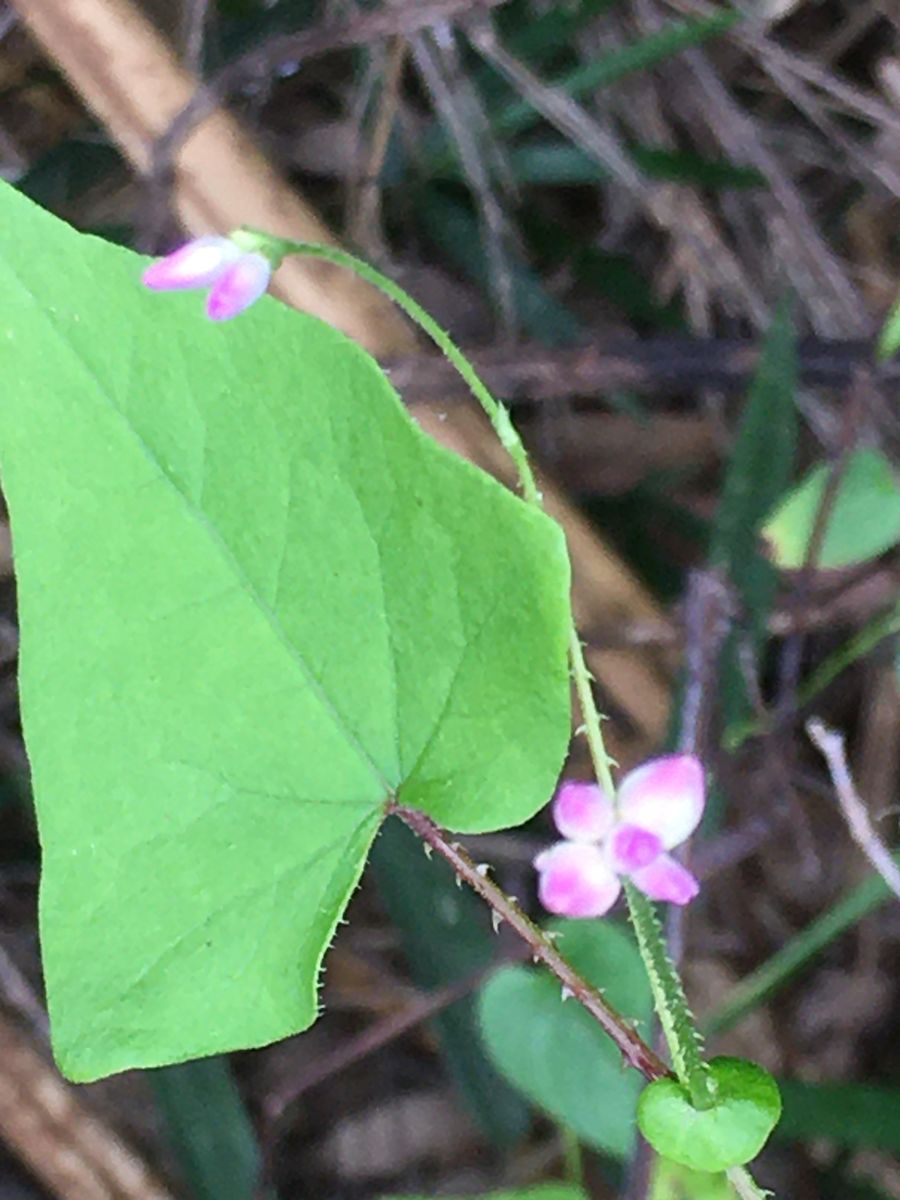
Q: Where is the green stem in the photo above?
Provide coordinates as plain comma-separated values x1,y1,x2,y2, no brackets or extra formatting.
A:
624,881,715,1109
260,235,716,1109
242,234,543,507
707,850,900,1035
727,1165,772,1199
725,599,900,750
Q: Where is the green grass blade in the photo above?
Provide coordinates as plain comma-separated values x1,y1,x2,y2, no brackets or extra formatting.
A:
706,854,900,1034
149,1058,268,1200
494,11,740,140
709,300,798,727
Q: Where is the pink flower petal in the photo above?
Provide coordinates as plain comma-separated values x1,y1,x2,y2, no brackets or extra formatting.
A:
205,252,272,321
617,754,705,850
608,823,663,874
630,853,699,905
552,780,614,842
534,841,621,918
142,236,241,291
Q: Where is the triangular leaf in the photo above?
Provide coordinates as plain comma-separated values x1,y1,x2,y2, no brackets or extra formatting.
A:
0,184,571,1080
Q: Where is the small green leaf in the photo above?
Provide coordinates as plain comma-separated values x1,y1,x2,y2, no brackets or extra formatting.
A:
638,1057,781,1173
478,919,652,1157
762,449,900,569
0,182,572,1080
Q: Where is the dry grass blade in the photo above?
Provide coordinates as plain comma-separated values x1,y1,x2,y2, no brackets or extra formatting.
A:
0,1013,176,1200
464,11,768,324
807,717,900,904
409,24,519,333
11,0,417,350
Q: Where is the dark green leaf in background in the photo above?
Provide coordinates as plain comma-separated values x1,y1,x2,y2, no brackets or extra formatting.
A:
150,1058,268,1200
478,920,652,1157
384,1187,587,1200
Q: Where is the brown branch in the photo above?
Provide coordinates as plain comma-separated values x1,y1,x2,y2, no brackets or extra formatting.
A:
389,805,671,1082
0,1012,176,1200
387,337,900,403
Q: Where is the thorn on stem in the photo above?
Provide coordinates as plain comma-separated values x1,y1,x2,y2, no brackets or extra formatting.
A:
561,985,574,1002
491,910,503,934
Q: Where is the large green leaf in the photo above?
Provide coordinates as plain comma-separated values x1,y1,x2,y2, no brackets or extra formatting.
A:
0,183,571,1080
478,919,652,1157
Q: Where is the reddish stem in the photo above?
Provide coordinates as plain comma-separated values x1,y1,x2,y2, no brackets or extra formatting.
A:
390,803,671,1082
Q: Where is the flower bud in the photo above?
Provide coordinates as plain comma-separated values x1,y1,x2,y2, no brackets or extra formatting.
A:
206,253,272,321
141,236,241,291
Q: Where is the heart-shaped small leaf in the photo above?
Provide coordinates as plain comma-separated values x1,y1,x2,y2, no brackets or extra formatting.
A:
478,919,652,1157
0,183,572,1080
638,1057,781,1172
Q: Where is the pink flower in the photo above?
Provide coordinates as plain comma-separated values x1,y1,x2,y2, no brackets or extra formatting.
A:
141,236,273,320
534,755,705,917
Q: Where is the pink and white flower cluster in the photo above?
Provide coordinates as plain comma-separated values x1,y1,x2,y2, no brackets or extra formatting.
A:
141,236,273,321
534,755,705,918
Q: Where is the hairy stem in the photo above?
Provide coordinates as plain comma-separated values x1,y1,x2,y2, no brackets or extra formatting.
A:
624,882,715,1109
389,802,669,1081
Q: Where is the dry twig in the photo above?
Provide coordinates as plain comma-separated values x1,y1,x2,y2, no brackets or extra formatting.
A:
807,717,900,903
